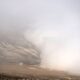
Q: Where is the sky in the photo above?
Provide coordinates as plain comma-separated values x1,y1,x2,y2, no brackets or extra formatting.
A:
0,0,80,75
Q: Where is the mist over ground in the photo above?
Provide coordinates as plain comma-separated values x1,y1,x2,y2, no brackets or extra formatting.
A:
0,0,80,75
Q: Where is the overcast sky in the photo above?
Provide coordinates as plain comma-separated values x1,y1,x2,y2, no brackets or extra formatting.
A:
0,0,80,75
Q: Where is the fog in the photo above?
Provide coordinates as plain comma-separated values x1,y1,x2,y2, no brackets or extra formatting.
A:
0,0,80,75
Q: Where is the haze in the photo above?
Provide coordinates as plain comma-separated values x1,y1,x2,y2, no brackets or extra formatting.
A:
0,0,80,75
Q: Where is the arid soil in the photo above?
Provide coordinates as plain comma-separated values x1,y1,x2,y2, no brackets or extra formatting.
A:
0,64,80,80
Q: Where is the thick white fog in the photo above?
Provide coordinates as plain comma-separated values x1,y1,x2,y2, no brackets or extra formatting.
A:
0,0,80,75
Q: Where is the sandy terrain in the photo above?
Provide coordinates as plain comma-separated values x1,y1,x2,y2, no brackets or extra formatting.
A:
0,64,80,80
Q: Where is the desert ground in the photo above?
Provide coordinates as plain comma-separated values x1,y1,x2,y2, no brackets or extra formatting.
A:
0,64,80,80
